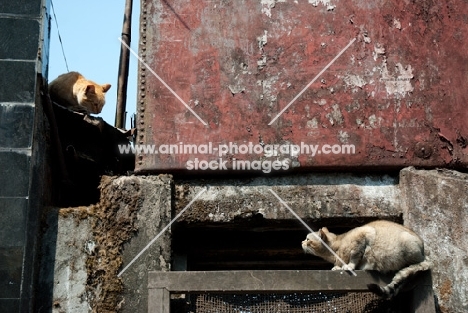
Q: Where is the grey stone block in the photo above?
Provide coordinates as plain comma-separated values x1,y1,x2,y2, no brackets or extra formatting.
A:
0,151,30,197
0,299,20,312
0,0,42,16
0,61,36,103
0,18,40,60
0,103,34,149
0,198,27,247
0,246,23,299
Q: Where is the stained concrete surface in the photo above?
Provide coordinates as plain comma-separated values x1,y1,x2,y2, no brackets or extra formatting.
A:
175,173,401,223
41,168,468,313
401,167,468,313
41,175,172,313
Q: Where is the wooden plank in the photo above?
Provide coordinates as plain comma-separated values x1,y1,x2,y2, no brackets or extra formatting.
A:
148,288,170,313
189,260,330,271
148,270,392,293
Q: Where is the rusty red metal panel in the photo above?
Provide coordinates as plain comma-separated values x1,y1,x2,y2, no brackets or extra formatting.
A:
135,0,468,173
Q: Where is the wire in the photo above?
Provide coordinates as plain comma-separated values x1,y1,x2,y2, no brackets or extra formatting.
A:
50,0,70,72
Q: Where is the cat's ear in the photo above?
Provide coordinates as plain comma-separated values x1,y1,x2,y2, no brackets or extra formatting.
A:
102,84,111,93
86,84,96,94
319,228,329,241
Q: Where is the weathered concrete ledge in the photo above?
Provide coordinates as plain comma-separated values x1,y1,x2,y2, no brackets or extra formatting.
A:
175,173,401,223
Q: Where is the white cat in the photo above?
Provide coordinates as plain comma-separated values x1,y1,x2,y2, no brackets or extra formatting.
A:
302,220,431,298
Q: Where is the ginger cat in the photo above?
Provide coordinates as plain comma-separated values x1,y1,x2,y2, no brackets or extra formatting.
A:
49,72,111,114
302,220,431,299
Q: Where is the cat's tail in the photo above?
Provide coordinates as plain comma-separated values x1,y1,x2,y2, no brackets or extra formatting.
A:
367,258,432,299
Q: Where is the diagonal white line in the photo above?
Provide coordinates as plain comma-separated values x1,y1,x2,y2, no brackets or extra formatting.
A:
268,189,357,276
118,187,208,277
118,37,208,126
268,38,356,125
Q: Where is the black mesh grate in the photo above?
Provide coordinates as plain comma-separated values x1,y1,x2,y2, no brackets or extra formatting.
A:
171,292,408,313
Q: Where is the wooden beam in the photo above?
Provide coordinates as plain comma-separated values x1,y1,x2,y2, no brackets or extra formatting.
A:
148,288,169,313
148,270,392,293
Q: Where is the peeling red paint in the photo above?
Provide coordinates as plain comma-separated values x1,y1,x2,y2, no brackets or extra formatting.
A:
136,0,468,172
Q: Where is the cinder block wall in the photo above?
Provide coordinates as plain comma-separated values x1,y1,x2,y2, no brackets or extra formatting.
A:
0,1,50,311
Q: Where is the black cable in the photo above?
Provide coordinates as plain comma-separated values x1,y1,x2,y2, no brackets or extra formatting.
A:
50,0,70,72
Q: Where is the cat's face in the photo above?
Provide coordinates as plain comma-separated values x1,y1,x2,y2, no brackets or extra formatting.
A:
302,228,332,257
79,83,111,114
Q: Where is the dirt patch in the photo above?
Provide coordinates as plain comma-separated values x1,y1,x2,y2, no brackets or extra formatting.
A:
438,279,452,313
86,176,142,313
58,206,94,223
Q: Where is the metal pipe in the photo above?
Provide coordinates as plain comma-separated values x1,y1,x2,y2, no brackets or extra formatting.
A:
115,0,133,129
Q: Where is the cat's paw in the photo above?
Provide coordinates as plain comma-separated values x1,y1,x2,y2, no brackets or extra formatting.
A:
331,266,342,271
343,264,356,271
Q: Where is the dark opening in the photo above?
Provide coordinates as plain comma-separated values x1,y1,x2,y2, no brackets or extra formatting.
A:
172,216,403,271
170,216,410,313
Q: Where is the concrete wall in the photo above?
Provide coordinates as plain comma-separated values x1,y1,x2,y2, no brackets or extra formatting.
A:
40,168,468,312
401,167,468,313
0,0,50,311
40,175,172,313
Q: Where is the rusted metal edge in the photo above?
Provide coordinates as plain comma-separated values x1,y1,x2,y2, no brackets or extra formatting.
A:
137,0,149,168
